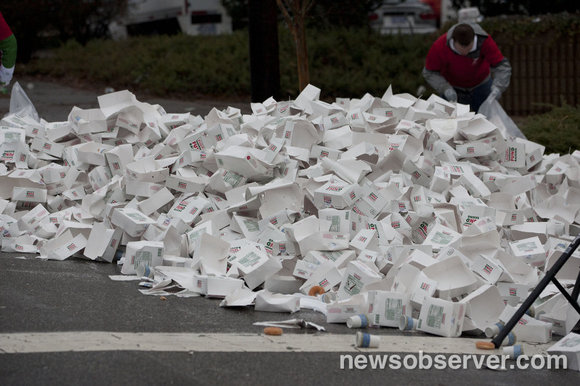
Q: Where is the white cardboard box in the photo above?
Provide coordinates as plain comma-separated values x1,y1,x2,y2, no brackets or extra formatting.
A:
293,259,320,280
46,232,88,261
349,229,379,252
121,240,164,275
337,261,382,300
460,284,505,332
167,195,209,225
422,223,462,252
229,244,283,290
138,187,174,216
206,276,245,298
499,305,553,343
254,290,300,313
423,255,479,299
313,179,359,210
307,249,356,267
83,222,122,262
471,254,505,285
12,187,47,203
547,332,580,371
105,144,134,176
410,272,438,307
110,207,155,237
367,290,412,327
16,204,49,231
496,282,531,306
126,158,169,183
509,236,546,267
300,262,344,295
417,297,466,338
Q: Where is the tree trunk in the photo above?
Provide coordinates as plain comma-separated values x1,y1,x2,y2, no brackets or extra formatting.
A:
294,17,310,91
276,0,313,93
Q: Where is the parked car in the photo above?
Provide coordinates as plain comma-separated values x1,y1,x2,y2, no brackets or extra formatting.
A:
369,0,439,35
109,0,232,39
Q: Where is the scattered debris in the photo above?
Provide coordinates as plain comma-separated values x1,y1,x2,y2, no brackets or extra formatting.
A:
254,318,326,332
1,81,579,348
356,331,380,348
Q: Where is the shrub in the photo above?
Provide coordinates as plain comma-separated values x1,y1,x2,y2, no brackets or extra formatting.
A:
519,103,580,155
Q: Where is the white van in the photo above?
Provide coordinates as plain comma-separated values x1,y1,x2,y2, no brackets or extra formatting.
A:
110,0,232,39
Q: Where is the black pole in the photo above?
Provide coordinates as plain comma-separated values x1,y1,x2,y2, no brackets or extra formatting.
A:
571,263,580,301
491,233,580,348
248,0,280,102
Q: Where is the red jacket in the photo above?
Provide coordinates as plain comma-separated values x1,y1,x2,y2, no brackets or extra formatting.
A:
0,12,13,41
425,32,504,89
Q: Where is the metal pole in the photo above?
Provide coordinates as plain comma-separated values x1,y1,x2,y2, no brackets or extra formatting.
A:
248,0,280,102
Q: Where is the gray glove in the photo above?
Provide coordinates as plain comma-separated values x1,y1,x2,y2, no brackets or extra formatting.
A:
443,88,457,103
488,86,501,101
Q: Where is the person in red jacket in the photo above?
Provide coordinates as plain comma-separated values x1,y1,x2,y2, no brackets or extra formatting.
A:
422,23,511,113
0,11,17,87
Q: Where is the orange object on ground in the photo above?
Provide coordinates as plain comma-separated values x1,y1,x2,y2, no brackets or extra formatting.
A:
264,327,283,336
475,341,496,350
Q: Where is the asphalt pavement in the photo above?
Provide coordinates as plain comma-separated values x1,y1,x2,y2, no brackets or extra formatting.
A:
0,77,251,122
1,254,576,385
1,79,578,385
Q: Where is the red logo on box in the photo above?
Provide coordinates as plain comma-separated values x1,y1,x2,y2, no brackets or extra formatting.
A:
483,264,494,274
189,139,205,151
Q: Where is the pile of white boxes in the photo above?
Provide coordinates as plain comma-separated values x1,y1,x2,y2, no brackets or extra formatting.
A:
1,84,580,348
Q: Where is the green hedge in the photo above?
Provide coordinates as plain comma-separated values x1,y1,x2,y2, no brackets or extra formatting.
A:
19,27,435,100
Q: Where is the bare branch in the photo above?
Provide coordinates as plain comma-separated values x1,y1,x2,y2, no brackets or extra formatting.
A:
302,0,315,16
276,0,293,28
